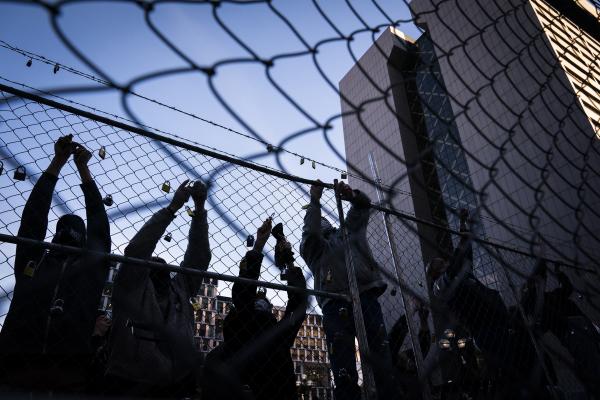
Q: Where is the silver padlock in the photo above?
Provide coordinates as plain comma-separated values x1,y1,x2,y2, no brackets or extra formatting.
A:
99,146,106,159
13,166,26,181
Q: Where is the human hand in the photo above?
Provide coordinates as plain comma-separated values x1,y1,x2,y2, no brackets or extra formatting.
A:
254,217,273,252
93,315,112,337
334,181,355,201
73,144,92,170
189,180,208,209
53,134,74,164
310,180,324,202
169,179,191,211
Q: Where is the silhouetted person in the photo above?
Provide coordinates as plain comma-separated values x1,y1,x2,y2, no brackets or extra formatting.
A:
0,136,110,393
203,218,307,400
429,209,549,399
300,181,398,400
105,179,211,397
522,260,600,398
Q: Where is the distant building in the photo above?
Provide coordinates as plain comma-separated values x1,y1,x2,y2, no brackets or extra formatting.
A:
193,279,333,399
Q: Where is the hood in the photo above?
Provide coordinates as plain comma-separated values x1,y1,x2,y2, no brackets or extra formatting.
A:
53,214,86,247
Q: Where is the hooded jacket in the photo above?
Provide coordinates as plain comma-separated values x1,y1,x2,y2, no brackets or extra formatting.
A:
203,250,307,400
106,207,211,387
300,190,386,307
0,172,110,387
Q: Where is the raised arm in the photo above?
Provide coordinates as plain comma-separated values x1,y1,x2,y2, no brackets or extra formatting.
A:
73,145,110,254
335,181,371,233
174,181,212,297
232,218,271,311
15,135,73,278
280,266,308,347
119,180,190,289
446,209,474,279
300,182,325,267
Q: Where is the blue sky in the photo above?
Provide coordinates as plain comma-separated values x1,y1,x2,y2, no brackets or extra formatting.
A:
0,0,422,314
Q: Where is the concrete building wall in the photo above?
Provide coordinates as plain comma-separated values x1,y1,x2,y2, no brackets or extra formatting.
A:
409,0,600,270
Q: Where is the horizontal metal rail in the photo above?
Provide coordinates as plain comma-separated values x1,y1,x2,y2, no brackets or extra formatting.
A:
0,233,351,302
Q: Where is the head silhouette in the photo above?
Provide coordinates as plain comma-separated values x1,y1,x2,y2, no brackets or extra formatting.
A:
53,214,86,247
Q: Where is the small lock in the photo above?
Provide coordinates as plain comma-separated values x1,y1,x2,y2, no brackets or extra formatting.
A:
53,63,60,74
102,195,113,207
186,206,195,217
50,299,64,315
24,260,37,277
164,232,172,242
266,144,274,152
280,268,290,281
246,234,255,247
189,297,201,311
13,166,26,181
311,160,316,169
161,181,171,193
26,59,32,67
390,288,397,296
338,307,349,318
0,161,3,175
300,157,305,165
341,172,347,180
257,287,267,297
99,146,106,159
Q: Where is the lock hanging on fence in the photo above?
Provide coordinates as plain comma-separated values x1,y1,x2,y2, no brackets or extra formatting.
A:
341,172,347,180
164,232,172,242
103,195,113,207
312,160,316,169
390,288,397,296
53,63,60,74
24,260,38,278
99,146,106,159
300,157,304,165
189,297,201,312
13,166,26,181
246,234,255,247
161,181,171,193
0,161,3,176
186,206,195,217
26,59,32,67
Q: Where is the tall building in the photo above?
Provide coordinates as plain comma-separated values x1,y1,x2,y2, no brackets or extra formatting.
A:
193,280,333,400
340,0,600,394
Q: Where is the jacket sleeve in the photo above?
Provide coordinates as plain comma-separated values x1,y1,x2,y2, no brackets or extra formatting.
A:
172,209,212,297
14,172,58,279
232,250,263,312
280,268,308,347
446,233,473,279
82,180,111,253
118,208,174,290
344,190,371,234
300,198,325,268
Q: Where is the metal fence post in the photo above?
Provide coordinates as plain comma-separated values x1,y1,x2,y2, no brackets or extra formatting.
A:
368,152,432,399
334,179,378,400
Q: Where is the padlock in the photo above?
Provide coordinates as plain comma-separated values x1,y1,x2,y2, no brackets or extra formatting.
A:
24,260,37,277
338,307,349,319
246,234,255,247
325,268,333,283
266,144,274,152
186,206,195,217
50,299,64,315
102,195,113,207
341,172,347,180
391,288,397,296
26,59,32,67
164,232,172,242
53,63,60,74
300,157,305,165
161,181,171,193
99,146,106,159
189,297,201,312
0,161,3,176
257,287,267,297
312,160,316,169
13,166,26,181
